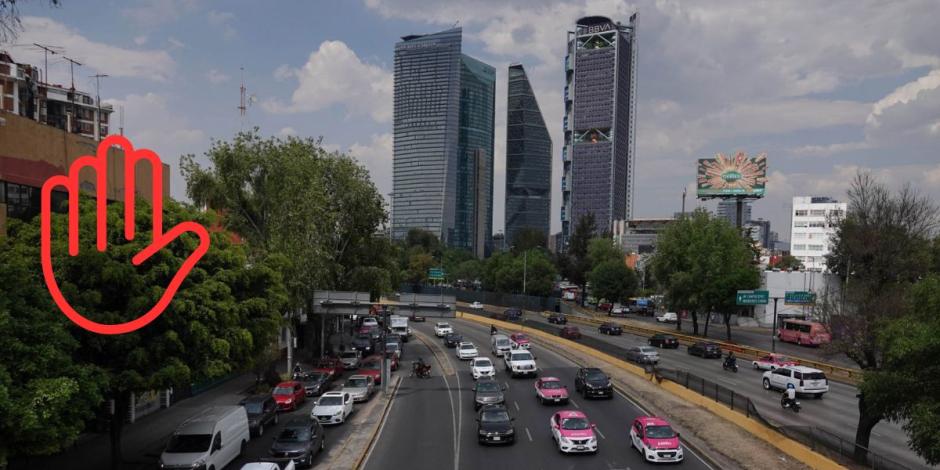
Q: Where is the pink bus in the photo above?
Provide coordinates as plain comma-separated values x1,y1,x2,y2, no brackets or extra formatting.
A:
777,319,831,346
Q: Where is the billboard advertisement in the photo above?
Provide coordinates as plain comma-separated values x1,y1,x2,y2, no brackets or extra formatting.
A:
697,152,767,198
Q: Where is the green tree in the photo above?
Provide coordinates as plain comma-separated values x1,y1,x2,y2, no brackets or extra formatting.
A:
770,254,803,271
588,260,638,305
452,259,484,284
930,237,940,274
442,247,476,282
563,213,596,305
587,237,623,268
510,227,547,253
405,249,435,286
0,0,60,41
405,228,442,257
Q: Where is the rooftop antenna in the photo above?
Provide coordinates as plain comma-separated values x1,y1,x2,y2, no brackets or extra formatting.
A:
91,73,108,139
62,56,82,133
62,56,82,90
238,66,246,129
32,43,62,83
119,105,124,136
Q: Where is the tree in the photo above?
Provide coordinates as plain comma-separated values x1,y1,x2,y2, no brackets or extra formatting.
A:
405,249,435,286
510,227,547,253
451,259,483,284
770,254,803,271
482,250,557,296
824,172,938,461
587,237,623,268
0,0,59,42
441,247,476,283
860,275,940,464
588,260,638,305
930,237,940,274
564,213,596,305
405,228,442,257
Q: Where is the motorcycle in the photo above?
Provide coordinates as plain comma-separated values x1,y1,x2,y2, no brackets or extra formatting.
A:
722,358,738,373
781,397,801,413
412,361,432,379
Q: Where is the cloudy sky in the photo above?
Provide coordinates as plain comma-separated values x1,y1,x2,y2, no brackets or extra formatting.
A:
8,0,940,241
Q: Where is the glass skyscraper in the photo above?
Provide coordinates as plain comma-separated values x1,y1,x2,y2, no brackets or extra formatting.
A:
561,14,638,246
392,28,495,257
505,64,552,246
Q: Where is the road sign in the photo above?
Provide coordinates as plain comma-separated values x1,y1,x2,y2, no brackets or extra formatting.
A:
736,290,769,305
785,291,816,305
428,267,445,281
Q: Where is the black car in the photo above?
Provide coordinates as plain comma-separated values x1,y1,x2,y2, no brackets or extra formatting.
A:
300,371,331,397
473,378,506,410
688,341,722,358
598,322,623,335
476,404,515,445
574,367,613,399
504,308,523,322
547,314,567,325
648,333,680,349
444,332,464,348
352,334,374,354
410,313,426,322
269,418,325,468
240,395,279,437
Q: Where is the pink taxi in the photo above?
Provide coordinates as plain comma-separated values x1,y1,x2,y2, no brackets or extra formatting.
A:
509,332,531,349
549,410,597,453
630,416,683,463
534,377,569,405
752,353,799,371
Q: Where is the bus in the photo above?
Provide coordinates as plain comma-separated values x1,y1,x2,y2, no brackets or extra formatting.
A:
777,319,831,346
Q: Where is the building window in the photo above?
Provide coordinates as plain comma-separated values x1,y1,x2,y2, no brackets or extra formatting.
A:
795,209,808,216
794,221,808,228
809,222,826,228
829,210,844,218
4,182,40,220
810,210,826,216
793,244,807,251
808,244,824,251
793,232,806,239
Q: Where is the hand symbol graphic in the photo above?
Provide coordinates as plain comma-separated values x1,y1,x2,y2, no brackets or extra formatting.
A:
40,135,210,335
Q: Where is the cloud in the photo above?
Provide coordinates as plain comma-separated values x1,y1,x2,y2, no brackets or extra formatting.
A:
278,127,297,137
15,17,175,83
121,0,199,27
167,37,186,49
347,133,394,197
273,64,294,81
205,69,230,84
133,35,148,46
262,40,392,123
207,10,237,39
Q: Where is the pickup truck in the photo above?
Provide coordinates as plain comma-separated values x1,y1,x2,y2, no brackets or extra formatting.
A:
503,349,537,378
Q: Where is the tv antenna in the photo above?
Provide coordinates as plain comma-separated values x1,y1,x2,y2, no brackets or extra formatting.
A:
62,56,82,89
237,66,257,130
31,43,63,83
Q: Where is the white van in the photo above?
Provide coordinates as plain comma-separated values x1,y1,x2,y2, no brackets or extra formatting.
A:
491,334,512,357
159,406,250,470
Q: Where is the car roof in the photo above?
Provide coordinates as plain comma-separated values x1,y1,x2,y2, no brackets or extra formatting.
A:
473,357,491,362
436,322,450,326
321,391,346,398
637,416,671,427
581,367,603,373
459,341,474,346
539,376,561,382
275,381,299,387
347,374,370,380
787,365,824,373
479,403,508,413
556,410,586,419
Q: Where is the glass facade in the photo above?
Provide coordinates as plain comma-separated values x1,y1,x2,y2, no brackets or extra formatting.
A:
562,14,637,244
505,64,552,246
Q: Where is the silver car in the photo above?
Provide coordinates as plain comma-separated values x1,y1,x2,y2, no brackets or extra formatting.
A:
342,375,375,403
340,350,361,370
626,346,660,364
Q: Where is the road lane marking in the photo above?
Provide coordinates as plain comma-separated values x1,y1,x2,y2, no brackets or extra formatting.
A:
595,426,606,439
525,427,533,442
570,398,580,408
514,400,520,411
504,381,510,390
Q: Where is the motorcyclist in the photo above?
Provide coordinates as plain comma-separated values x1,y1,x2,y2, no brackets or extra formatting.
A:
490,324,498,335
782,383,797,408
724,351,737,368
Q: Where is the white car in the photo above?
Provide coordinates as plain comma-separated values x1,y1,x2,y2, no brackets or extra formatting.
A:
762,366,829,398
456,341,479,360
656,312,678,323
240,462,296,470
310,391,354,425
470,357,495,380
503,350,537,378
361,317,379,328
434,322,453,337
470,301,484,310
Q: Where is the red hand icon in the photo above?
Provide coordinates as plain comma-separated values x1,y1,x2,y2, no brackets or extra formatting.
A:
40,135,210,335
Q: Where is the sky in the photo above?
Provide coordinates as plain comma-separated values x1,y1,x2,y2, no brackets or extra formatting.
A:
7,0,940,242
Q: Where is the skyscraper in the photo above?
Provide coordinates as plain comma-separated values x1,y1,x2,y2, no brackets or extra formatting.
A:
561,14,638,246
716,199,752,227
505,64,552,246
392,28,495,256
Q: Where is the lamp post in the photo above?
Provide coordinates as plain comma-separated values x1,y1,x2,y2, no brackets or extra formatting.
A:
523,249,528,296
771,297,780,353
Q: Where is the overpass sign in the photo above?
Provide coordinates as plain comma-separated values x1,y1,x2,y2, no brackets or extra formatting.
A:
736,290,769,305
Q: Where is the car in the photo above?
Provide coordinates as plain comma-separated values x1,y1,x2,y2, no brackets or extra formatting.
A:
625,346,660,364
273,381,306,411
351,334,375,354
560,325,582,339
310,391,354,425
547,313,567,324
299,372,331,397
456,341,479,360
509,332,531,349
434,322,454,337
313,357,345,378
268,418,324,468
240,462,296,470
385,341,402,360
367,326,383,341
534,377,569,405
339,350,362,370
443,332,464,348
574,368,613,399
361,317,379,328
491,334,512,357
688,341,722,358
470,301,484,310
648,333,679,349
630,416,684,463
550,410,598,453
504,308,523,322
341,375,375,403
160,406,250,470
610,305,626,315
762,366,829,398
470,357,496,380
473,378,506,410
503,349,537,378
656,312,678,323
490,310,508,321
240,395,279,437
409,313,426,322
752,353,799,371
598,302,613,312
356,356,383,385
598,322,623,335
368,352,399,371
476,404,515,445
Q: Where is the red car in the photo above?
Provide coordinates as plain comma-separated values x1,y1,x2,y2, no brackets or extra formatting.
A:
314,357,345,378
272,381,305,411
357,355,397,384
560,326,582,339
535,377,569,405
751,353,799,371
509,332,531,349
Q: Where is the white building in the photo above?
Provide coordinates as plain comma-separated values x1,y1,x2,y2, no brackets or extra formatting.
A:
790,196,846,271
752,270,841,327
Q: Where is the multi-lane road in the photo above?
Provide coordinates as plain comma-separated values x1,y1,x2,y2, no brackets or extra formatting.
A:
521,312,932,470
364,318,714,470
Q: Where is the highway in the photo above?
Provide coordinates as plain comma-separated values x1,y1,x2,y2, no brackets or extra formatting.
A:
520,312,932,470
364,318,714,470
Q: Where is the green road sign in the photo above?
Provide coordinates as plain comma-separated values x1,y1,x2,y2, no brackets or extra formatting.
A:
785,291,816,305
736,290,769,305
428,267,445,281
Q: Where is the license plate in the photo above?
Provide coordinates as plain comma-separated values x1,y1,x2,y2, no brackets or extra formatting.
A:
492,436,501,441
576,446,585,450
554,398,560,402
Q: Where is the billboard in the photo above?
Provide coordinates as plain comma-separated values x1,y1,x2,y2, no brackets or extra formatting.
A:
697,152,767,198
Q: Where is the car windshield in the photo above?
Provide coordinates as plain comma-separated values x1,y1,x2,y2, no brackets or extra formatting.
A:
514,334,528,340
346,378,368,388
561,417,590,430
512,352,533,361
460,344,474,350
305,372,327,381
165,434,211,453
355,335,371,341
361,361,381,370
646,425,676,439
341,352,358,359
639,347,657,353
586,371,607,381
437,323,450,329
480,410,510,423
496,339,510,346
775,356,792,362
318,396,343,406
474,359,492,367
273,386,294,395
277,427,311,442
386,344,399,350
803,372,826,380
476,382,499,393
243,401,264,414
540,381,563,389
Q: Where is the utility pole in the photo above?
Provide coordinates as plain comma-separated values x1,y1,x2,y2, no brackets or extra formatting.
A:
62,56,82,133
90,73,108,140
32,43,60,83
770,297,781,352
681,187,687,216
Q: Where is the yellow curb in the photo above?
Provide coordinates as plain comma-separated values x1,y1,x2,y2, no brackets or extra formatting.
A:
460,311,845,470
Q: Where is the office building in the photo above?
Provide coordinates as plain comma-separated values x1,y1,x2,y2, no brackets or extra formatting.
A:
716,199,752,227
745,218,771,248
391,29,495,257
561,14,638,247
790,196,847,271
612,218,674,255
505,64,552,246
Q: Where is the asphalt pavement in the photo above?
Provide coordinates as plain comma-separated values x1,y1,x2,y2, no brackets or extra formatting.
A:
522,313,932,470
364,318,714,470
